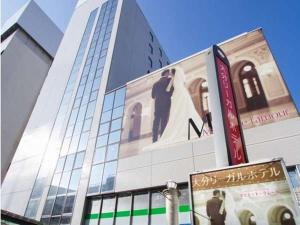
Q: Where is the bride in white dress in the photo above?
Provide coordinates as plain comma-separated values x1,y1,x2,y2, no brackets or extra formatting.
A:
146,66,204,149
219,191,241,225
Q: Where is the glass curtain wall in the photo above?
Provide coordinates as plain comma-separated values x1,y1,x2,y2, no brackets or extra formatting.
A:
87,87,126,195
39,0,118,224
25,8,98,220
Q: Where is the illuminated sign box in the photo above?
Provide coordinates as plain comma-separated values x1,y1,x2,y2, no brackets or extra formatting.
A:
189,159,300,225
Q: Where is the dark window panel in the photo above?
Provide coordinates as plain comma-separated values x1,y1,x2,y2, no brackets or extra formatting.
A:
42,198,55,216
52,196,66,216
63,195,75,214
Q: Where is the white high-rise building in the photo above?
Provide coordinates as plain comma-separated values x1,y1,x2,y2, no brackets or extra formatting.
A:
1,1,63,182
1,0,169,223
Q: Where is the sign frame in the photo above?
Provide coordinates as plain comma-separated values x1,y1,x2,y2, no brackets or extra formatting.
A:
207,45,248,166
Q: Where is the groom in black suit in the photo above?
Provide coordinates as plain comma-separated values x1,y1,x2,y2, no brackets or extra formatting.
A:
151,69,174,142
206,190,226,225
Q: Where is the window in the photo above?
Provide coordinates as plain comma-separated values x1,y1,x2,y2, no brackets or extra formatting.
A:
85,199,102,225
110,118,122,131
151,192,167,225
99,122,110,135
52,196,66,215
102,92,115,112
288,165,300,204
101,161,117,192
99,197,116,225
112,106,124,120
49,173,62,196
50,216,61,225
101,110,112,123
63,195,75,213
88,164,104,193
68,169,82,193
148,57,153,68
41,217,51,224
108,130,121,144
94,147,106,164
64,154,75,171
150,32,154,42
132,194,148,225
60,216,71,225
43,198,55,216
30,178,45,199
106,144,119,161
57,171,71,195
97,134,108,147
159,48,162,57
115,195,131,225
159,59,163,68
25,199,40,218
78,132,89,151
74,151,85,168
178,187,191,225
149,44,153,54
114,88,126,108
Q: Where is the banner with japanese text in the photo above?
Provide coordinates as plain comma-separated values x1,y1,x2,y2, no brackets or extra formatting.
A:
190,160,300,225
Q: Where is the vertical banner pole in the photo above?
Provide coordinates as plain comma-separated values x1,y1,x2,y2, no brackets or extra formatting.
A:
206,45,248,167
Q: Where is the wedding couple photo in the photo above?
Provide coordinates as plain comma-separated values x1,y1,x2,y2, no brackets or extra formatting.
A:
119,57,210,158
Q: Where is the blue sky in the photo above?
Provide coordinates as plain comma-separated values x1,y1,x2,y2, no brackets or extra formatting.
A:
2,0,300,110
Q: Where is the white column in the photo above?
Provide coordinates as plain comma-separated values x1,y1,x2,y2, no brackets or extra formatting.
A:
206,47,229,167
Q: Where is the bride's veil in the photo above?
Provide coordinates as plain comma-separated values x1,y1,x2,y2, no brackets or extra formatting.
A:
224,191,241,224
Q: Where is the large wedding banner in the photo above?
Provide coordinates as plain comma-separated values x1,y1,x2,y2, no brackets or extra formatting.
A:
190,160,300,225
119,30,298,158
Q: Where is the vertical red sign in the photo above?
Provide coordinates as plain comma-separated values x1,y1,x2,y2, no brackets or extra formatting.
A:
216,56,247,165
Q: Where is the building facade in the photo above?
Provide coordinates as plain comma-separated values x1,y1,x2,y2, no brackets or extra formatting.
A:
2,1,300,225
1,0,63,182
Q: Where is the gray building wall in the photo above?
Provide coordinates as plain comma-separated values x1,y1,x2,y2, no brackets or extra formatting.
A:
1,1,63,182
1,1,63,58
1,29,53,182
106,0,169,91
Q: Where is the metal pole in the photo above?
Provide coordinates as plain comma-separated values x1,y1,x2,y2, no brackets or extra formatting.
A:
163,181,180,225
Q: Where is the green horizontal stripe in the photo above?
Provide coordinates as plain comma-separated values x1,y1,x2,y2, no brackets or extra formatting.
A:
179,205,190,212
85,205,190,220
132,209,148,216
151,207,166,215
101,212,114,218
116,210,131,217
86,213,100,219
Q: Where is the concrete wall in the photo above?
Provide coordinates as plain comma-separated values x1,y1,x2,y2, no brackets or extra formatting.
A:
115,117,300,191
2,1,63,58
1,29,52,182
